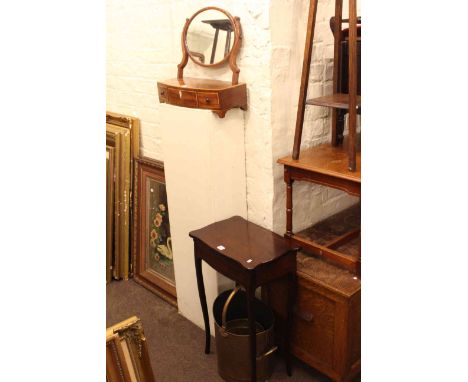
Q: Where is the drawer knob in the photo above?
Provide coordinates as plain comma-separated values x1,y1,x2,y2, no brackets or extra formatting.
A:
294,306,314,322
160,91,165,96
205,97,210,103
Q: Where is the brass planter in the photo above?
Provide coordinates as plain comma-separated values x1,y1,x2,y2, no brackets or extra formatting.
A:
213,287,277,382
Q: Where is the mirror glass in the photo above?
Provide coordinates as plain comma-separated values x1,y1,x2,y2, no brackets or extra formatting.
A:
186,9,234,65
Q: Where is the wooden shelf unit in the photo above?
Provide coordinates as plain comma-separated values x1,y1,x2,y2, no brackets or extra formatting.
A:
306,93,361,110
278,134,361,274
275,2,361,380
292,0,360,173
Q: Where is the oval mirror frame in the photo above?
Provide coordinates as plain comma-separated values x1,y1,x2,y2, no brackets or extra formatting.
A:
178,7,242,85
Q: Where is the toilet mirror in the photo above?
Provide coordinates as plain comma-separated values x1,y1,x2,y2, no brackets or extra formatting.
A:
178,7,242,84
186,9,235,66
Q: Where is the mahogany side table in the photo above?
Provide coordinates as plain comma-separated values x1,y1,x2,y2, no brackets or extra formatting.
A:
189,216,299,382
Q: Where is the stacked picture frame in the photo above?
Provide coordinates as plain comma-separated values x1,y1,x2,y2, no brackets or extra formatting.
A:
106,112,140,281
106,112,177,304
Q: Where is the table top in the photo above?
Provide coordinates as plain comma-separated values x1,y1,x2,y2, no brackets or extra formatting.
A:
297,252,360,297
158,77,245,90
189,216,298,270
202,19,233,32
277,135,361,183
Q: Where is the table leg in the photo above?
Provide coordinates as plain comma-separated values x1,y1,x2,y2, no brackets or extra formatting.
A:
195,256,210,354
210,28,220,64
285,272,296,376
247,283,257,382
285,168,294,238
224,30,231,56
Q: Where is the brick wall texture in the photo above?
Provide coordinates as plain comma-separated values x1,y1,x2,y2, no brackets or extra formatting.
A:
107,0,359,234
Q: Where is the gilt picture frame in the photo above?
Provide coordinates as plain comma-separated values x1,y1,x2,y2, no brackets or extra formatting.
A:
133,157,177,306
106,112,140,281
106,146,115,284
106,124,131,279
106,316,155,382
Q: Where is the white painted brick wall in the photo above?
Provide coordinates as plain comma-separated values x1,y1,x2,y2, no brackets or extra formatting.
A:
271,0,360,234
107,0,275,230
107,0,360,235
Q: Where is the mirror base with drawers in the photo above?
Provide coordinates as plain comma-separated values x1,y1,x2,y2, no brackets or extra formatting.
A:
158,7,247,118
157,77,247,118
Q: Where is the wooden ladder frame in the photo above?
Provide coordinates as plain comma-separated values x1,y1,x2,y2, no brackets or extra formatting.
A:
292,0,359,172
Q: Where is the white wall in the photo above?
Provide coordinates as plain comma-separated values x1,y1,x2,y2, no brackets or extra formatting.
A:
160,105,246,331
107,0,275,229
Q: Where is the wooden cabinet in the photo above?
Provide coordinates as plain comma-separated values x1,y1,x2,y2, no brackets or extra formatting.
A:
266,253,360,382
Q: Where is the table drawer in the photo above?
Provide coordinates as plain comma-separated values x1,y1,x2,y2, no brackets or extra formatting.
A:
167,88,198,108
197,92,220,109
292,278,336,368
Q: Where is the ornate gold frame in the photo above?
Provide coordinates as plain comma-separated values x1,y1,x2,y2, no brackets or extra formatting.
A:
106,112,140,280
106,316,155,382
106,146,115,284
106,112,140,167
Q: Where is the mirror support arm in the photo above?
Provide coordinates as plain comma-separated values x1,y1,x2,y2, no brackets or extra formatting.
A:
229,17,242,85
177,18,190,80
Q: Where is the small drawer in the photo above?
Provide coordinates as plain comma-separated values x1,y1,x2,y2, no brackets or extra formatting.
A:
197,92,220,109
167,88,198,108
158,84,168,102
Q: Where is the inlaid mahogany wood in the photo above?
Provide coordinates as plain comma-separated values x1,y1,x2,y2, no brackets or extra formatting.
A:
157,77,247,118
189,216,299,381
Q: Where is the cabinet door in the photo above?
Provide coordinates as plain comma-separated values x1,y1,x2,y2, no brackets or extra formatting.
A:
292,278,336,368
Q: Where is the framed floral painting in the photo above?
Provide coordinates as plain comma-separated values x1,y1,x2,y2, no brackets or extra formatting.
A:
133,157,176,305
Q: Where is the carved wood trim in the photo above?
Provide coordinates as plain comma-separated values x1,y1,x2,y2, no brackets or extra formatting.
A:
286,165,361,197
177,18,191,80
290,235,358,274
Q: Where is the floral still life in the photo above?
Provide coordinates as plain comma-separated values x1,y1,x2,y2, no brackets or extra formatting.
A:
147,179,175,283
149,203,172,262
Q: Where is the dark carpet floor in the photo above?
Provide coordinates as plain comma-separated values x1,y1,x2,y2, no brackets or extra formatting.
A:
107,280,360,382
